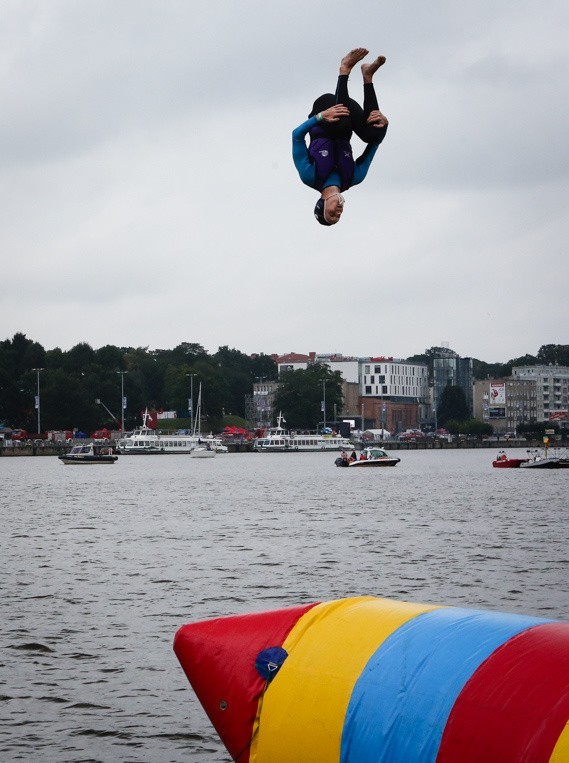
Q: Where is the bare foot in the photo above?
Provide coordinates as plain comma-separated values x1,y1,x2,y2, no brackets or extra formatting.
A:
340,48,369,74
361,55,386,83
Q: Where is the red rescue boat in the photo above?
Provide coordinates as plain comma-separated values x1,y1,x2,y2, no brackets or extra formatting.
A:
492,450,529,468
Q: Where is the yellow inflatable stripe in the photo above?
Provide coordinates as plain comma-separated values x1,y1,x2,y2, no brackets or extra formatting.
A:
251,596,440,763
550,721,569,762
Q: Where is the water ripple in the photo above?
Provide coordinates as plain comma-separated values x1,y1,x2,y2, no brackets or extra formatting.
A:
1,450,567,761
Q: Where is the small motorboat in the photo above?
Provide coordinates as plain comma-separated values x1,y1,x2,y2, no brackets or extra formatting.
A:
335,446,400,467
492,451,529,468
519,448,566,469
59,443,118,464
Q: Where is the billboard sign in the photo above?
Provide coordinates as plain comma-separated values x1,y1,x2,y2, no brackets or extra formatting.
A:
489,382,506,406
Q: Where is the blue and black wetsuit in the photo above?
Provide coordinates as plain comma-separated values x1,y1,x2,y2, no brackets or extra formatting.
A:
292,75,387,192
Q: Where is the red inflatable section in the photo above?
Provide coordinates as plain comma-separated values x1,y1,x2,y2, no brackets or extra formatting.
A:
437,622,569,762
173,603,317,762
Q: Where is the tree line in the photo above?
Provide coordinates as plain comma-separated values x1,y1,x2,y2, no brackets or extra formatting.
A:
0,334,566,433
0,333,277,433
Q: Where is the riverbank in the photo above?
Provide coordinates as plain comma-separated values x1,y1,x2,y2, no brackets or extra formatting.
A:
0,440,547,456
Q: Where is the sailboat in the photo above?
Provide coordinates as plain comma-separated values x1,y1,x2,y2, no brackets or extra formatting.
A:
190,384,216,458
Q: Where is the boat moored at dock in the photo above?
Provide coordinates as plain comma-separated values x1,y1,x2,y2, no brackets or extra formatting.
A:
253,414,352,453
116,410,226,454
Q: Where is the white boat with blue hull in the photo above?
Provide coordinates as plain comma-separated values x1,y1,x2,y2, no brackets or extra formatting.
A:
253,414,352,453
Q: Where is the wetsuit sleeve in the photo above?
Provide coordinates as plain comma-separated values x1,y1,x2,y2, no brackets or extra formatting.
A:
352,126,387,185
292,116,319,188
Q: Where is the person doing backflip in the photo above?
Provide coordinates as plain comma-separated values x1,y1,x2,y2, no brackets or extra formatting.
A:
292,48,389,226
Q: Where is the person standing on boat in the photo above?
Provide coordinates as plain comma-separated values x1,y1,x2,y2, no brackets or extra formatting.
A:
292,48,389,226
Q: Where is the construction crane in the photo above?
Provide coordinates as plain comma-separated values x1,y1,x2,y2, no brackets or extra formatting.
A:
95,399,121,429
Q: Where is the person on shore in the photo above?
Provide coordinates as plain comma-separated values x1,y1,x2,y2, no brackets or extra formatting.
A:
292,48,389,226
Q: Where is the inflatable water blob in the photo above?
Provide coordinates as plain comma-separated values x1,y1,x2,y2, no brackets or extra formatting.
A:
174,595,569,762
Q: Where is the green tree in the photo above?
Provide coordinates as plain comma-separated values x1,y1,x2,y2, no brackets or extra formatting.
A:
536,344,569,366
509,353,537,369
272,363,343,429
250,353,278,381
437,385,469,427
471,358,512,380
465,419,493,436
214,346,254,418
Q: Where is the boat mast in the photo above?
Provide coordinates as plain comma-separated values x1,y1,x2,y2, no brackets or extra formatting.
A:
193,384,202,437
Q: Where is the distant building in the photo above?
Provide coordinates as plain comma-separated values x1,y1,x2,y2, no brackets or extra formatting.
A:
273,352,315,375
511,365,569,423
473,378,538,433
251,380,278,428
276,352,429,433
433,354,474,417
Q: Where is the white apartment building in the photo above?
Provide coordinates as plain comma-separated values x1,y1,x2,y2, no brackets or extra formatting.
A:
314,354,359,383
511,365,569,422
360,358,429,401
315,354,429,401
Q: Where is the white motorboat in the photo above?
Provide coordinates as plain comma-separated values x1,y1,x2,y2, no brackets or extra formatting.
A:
59,443,118,464
190,444,216,459
253,413,353,453
335,446,400,467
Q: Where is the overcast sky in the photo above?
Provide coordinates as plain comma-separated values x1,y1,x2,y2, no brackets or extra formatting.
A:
2,0,568,363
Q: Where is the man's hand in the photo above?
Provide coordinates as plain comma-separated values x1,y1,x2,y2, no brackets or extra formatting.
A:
321,104,350,122
367,109,388,128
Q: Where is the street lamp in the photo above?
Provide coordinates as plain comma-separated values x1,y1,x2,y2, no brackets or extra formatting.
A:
321,380,326,431
32,368,45,434
116,371,127,432
186,373,197,434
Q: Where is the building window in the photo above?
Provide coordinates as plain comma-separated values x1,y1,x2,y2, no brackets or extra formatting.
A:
365,386,372,394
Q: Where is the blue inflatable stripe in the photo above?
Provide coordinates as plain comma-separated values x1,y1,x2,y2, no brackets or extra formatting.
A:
340,607,548,763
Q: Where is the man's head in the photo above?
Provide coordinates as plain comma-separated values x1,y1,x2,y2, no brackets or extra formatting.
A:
314,192,345,226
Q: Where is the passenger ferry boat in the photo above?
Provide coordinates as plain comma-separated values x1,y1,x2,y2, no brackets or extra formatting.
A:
116,411,227,454
253,414,352,453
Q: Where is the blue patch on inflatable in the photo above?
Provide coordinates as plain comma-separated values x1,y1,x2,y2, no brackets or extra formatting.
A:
255,646,288,682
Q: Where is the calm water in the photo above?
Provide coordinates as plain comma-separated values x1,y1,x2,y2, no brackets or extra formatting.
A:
1,450,568,762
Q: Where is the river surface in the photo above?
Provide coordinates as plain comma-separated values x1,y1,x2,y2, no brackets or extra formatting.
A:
1,450,568,762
